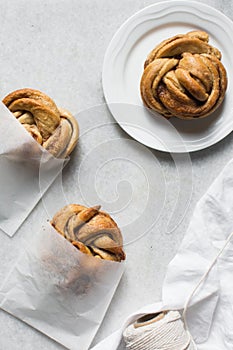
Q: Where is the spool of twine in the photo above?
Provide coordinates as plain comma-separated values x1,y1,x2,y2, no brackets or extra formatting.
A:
124,230,233,350
123,310,195,350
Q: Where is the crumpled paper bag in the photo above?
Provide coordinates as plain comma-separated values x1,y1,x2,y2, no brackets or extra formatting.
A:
0,222,125,350
91,158,233,350
0,102,67,236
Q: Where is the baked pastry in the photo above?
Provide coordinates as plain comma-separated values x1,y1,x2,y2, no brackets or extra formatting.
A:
51,204,126,262
3,88,79,158
140,31,227,119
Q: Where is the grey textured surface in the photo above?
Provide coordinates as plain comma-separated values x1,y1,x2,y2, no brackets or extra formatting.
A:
0,0,232,349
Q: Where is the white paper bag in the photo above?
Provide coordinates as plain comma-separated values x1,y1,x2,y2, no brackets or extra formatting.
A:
91,158,233,350
0,102,67,236
0,222,125,350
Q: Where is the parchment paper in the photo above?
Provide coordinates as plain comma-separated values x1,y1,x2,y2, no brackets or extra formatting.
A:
0,102,67,236
0,223,125,350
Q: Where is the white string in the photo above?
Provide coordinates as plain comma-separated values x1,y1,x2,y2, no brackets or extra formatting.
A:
124,230,233,350
123,311,195,350
182,230,233,327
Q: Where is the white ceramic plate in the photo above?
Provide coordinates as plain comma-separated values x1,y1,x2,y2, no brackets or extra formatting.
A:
102,1,233,152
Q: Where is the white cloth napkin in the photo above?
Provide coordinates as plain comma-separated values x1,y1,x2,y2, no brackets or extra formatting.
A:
91,158,233,350
0,102,66,236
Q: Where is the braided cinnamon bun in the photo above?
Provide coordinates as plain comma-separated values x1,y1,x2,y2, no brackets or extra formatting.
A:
3,88,79,158
51,204,126,262
140,31,227,119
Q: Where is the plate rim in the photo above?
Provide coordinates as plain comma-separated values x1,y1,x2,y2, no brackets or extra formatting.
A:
102,0,233,153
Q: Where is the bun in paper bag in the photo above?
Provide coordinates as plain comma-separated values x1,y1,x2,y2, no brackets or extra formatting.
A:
3,88,79,158
51,204,126,262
